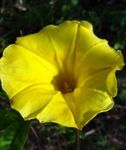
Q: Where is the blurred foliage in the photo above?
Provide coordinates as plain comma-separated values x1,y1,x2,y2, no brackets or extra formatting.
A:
0,100,30,150
0,90,30,150
0,0,126,150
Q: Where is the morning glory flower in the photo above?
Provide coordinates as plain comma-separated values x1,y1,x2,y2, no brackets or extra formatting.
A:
0,20,124,129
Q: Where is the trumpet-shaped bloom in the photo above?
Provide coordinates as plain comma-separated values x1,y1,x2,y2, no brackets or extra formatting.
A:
0,20,124,129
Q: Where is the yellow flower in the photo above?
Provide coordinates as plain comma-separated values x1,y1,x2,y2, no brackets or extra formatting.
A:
0,20,124,129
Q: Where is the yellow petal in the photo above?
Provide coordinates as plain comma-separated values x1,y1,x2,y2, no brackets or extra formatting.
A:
74,22,124,79
16,29,56,66
12,85,77,128
106,69,117,97
64,88,114,129
0,44,58,98
76,43,124,90
81,43,123,71
11,84,56,119
82,68,117,97
37,92,77,128
16,21,79,71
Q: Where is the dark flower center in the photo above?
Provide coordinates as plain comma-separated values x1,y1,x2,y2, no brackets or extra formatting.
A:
52,72,77,94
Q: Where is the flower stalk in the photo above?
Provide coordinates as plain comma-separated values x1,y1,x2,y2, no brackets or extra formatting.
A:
76,129,80,150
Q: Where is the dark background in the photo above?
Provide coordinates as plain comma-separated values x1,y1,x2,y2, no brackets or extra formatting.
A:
0,0,126,150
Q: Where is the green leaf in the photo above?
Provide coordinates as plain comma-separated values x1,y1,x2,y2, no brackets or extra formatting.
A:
0,108,31,150
0,109,23,129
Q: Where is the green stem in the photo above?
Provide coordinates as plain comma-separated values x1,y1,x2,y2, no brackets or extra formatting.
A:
76,129,80,150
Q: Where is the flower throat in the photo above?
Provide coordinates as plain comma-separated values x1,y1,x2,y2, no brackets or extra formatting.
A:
52,72,77,94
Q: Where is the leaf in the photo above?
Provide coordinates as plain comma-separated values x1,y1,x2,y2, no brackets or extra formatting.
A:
0,108,31,150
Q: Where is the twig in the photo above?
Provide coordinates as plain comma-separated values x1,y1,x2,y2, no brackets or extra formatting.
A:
30,126,46,150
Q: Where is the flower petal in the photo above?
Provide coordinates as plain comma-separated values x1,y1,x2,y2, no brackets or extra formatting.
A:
81,68,117,97
75,42,124,97
37,92,77,128
106,70,117,97
15,21,124,74
16,21,79,71
78,43,123,72
16,29,57,65
11,84,56,119
64,88,114,129
74,22,124,79
0,44,58,98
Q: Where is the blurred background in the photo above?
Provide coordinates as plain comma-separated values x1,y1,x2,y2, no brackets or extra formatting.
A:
0,0,126,150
